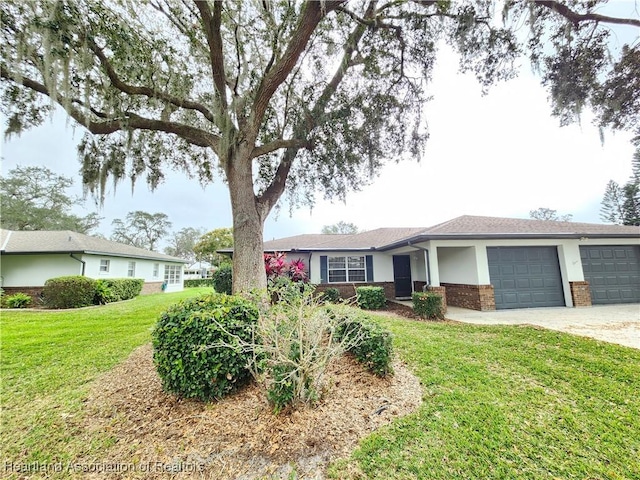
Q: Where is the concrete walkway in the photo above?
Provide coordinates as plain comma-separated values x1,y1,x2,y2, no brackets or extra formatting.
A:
444,304,640,349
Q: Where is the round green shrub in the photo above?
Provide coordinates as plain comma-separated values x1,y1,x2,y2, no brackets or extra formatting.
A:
43,275,97,309
212,264,233,294
152,293,259,401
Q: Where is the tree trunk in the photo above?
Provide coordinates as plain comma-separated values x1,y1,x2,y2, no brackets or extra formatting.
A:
226,147,268,294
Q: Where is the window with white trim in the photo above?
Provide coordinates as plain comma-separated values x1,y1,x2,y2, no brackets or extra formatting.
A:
328,256,366,283
164,265,182,284
127,261,136,277
99,259,110,273
153,263,159,277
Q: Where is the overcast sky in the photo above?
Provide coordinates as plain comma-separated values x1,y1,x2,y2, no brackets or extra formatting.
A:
2,3,638,248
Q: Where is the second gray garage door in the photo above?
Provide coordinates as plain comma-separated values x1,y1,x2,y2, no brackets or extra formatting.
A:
580,245,640,304
488,246,565,309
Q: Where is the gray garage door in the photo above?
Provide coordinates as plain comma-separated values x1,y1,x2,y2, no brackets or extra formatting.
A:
488,246,565,309
580,245,640,304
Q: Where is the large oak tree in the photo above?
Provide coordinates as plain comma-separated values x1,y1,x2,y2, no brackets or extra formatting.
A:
2,0,638,292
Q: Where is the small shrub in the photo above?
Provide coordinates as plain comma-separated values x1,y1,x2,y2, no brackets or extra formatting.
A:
43,276,97,309
321,287,341,304
412,291,444,320
184,278,215,288
94,280,115,305
356,286,386,310
335,313,394,377
152,293,259,401
212,264,233,294
5,292,32,308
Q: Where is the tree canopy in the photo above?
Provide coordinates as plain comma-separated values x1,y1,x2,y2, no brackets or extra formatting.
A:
1,0,638,292
529,207,573,222
164,226,206,262
110,210,172,251
321,221,359,234
0,165,101,232
600,155,640,226
193,227,234,266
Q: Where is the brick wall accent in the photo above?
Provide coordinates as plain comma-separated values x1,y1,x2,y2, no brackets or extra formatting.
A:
413,281,427,292
2,286,44,299
426,285,448,313
569,281,592,307
141,281,164,295
441,283,496,311
314,282,396,301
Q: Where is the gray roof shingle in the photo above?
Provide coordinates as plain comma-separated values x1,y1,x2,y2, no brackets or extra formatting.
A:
252,215,640,253
0,229,185,263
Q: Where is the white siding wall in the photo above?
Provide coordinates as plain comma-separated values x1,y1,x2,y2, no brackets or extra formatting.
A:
0,253,184,292
0,254,82,287
308,251,394,284
437,247,480,284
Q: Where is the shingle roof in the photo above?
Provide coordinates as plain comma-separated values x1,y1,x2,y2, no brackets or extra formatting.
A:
261,228,427,251
250,215,640,253
0,229,185,263
420,215,640,236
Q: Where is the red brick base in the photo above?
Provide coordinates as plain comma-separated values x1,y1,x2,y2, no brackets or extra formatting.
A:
1,286,44,301
441,283,496,311
569,281,592,307
140,282,164,295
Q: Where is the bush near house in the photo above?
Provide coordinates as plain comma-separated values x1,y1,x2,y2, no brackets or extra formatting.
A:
4,292,32,308
43,276,97,309
152,293,259,401
356,286,386,310
94,278,144,304
185,278,215,288
412,291,445,320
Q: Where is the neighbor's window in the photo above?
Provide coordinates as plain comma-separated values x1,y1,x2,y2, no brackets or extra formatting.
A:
153,263,159,277
328,256,366,283
99,259,110,273
164,265,182,284
127,261,136,277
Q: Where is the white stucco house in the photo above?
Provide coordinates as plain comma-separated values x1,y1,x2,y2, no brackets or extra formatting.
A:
0,229,186,296
242,215,640,310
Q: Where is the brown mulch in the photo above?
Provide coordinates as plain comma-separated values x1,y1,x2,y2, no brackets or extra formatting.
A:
75,344,422,479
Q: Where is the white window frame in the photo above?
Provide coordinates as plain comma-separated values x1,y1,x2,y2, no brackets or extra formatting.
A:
99,259,110,273
127,261,136,277
328,256,366,283
164,265,182,285
153,263,159,278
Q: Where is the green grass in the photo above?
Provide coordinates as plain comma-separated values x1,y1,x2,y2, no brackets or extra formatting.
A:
2,297,639,479
330,316,640,479
0,288,211,466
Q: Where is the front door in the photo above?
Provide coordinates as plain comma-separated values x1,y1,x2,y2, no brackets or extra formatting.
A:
393,255,412,299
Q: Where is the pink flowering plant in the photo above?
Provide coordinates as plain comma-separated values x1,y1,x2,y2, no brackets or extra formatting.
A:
264,253,307,283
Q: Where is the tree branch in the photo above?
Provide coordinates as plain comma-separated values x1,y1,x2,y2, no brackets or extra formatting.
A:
87,37,215,123
195,0,229,110
250,138,311,159
1,66,220,150
534,0,640,28
251,1,346,132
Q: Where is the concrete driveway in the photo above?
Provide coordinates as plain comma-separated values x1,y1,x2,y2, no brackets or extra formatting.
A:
445,304,640,349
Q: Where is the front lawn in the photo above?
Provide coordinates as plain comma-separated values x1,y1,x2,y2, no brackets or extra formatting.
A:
2,295,639,479
332,315,640,479
0,288,211,466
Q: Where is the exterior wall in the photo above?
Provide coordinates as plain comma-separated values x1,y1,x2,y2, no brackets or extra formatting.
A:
569,281,592,307
441,283,496,311
0,254,81,287
308,251,394,284
438,247,479,284
0,253,184,293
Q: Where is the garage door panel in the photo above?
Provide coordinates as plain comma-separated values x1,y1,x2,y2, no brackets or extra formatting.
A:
580,245,640,305
488,246,565,309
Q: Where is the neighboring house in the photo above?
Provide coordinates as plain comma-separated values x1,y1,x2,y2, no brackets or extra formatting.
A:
224,215,640,311
184,261,214,280
0,229,186,297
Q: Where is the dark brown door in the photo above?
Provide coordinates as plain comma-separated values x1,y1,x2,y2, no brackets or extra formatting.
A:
393,255,412,298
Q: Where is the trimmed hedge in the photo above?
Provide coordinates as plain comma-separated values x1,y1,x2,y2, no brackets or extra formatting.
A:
212,264,233,294
356,286,386,310
152,293,259,401
412,291,444,320
43,276,97,309
185,278,215,288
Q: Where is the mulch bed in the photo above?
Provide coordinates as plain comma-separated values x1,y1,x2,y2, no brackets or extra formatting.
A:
75,343,423,479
